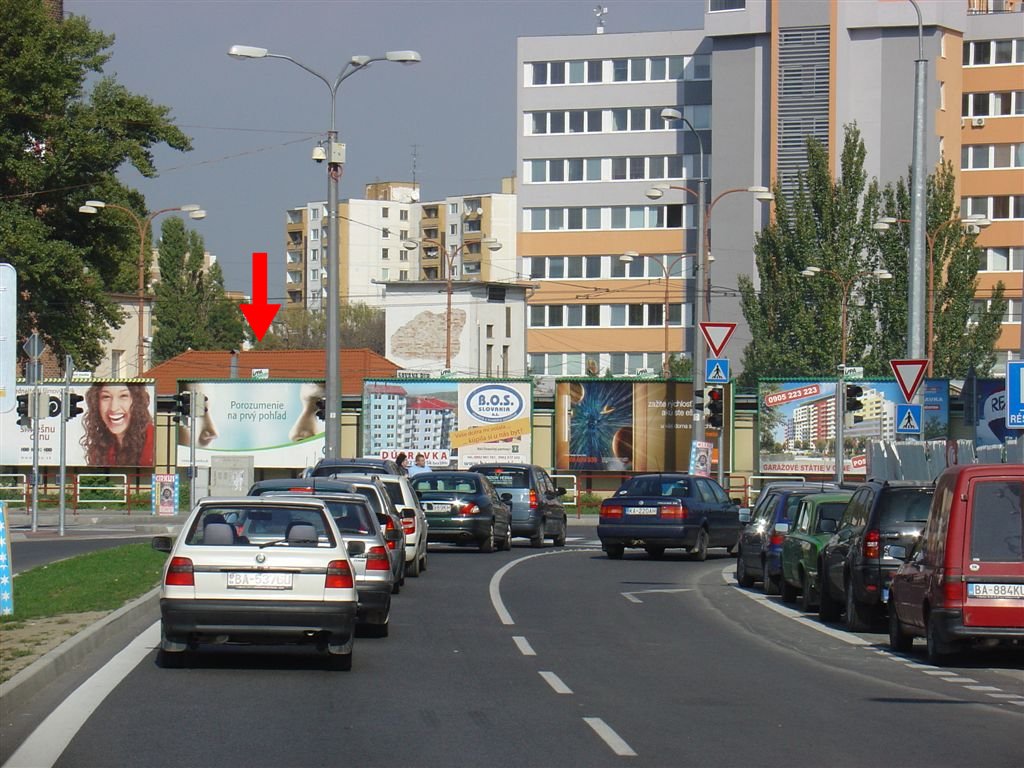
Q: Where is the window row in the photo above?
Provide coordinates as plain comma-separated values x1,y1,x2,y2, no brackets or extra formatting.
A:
972,298,1022,324
961,195,1024,220
979,247,1024,272
529,302,685,328
525,205,693,232
379,208,411,221
527,54,711,87
529,254,692,280
524,154,706,184
962,39,1024,66
528,352,672,377
380,249,410,261
526,105,710,135
961,91,1024,117
961,143,1024,169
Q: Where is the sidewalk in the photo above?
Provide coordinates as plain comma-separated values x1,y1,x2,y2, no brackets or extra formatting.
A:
3,509,189,540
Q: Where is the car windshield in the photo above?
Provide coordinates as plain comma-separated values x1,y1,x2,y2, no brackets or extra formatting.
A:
186,505,336,547
878,488,934,526
412,475,479,494
970,480,1023,562
477,468,529,489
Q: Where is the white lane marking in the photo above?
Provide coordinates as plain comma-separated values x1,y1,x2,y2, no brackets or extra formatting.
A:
4,621,160,768
622,588,693,604
489,548,594,626
922,670,950,676
966,685,1002,692
539,670,573,694
987,693,1024,700
513,636,536,656
583,717,637,757
939,677,978,684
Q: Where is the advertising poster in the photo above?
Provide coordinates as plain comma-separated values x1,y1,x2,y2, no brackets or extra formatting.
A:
971,379,1008,446
152,473,179,516
554,379,707,472
176,380,325,469
689,441,713,477
361,379,533,469
758,379,950,476
2,381,156,468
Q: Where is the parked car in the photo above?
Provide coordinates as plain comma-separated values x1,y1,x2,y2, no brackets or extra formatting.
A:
468,463,568,548
409,471,513,552
888,464,1023,664
305,457,402,478
377,473,430,577
151,496,358,669
780,491,853,610
598,474,741,560
260,491,395,637
819,479,935,631
736,483,839,594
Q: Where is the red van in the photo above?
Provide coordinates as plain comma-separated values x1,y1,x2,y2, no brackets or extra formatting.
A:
888,463,1023,665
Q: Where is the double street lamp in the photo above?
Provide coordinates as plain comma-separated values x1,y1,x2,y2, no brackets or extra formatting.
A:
228,44,420,458
801,265,893,483
79,201,206,375
404,237,502,371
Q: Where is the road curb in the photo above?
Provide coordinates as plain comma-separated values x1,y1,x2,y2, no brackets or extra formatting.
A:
0,588,160,715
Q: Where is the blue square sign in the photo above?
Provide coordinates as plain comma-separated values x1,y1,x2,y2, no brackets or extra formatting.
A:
1007,360,1024,430
895,404,922,434
705,358,730,384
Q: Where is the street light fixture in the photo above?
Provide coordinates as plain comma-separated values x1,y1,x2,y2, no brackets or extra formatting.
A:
801,265,893,482
228,43,420,458
620,251,688,377
79,201,206,375
404,237,502,371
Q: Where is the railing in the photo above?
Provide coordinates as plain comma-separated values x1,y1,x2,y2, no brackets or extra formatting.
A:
75,473,130,510
0,474,29,506
551,473,579,512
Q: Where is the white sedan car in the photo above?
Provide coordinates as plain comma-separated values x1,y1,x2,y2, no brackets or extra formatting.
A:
379,474,429,577
152,496,359,670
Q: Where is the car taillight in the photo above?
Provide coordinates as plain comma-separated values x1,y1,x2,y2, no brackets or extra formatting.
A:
385,517,398,549
660,504,687,520
770,533,786,547
457,503,480,516
862,529,880,559
326,559,354,589
529,489,538,510
165,556,194,586
366,545,390,571
600,505,623,520
942,577,965,605
402,517,416,535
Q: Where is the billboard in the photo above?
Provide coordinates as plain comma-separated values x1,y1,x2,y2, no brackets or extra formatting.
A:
758,379,950,476
554,379,718,472
176,380,325,469
361,379,532,469
969,379,1009,446
2,380,156,467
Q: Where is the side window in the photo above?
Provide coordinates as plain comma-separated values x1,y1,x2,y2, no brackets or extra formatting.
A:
969,479,1023,563
794,501,810,533
840,490,867,531
695,479,717,503
708,481,730,504
756,493,778,524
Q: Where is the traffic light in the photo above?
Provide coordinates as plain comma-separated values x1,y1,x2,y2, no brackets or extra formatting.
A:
48,395,62,418
845,384,864,414
16,393,31,428
174,391,193,423
315,397,327,421
707,386,724,429
66,393,85,421
693,388,705,412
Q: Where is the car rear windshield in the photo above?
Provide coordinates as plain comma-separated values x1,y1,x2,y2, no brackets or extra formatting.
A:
321,500,375,535
411,475,480,494
817,502,847,524
970,480,1023,562
186,505,336,547
878,488,934,526
618,477,691,497
477,469,529,489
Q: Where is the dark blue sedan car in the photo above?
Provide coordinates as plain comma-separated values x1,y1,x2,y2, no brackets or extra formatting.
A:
598,474,741,560
409,471,513,553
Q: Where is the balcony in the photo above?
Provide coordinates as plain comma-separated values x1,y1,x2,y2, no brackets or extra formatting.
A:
968,0,1021,13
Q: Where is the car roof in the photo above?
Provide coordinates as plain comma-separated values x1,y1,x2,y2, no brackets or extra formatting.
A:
248,478,358,494
198,495,328,508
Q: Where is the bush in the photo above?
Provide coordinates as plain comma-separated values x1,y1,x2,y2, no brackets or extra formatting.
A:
578,491,602,515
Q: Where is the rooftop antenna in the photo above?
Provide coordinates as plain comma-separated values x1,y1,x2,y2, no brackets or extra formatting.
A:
594,5,608,34
410,143,419,186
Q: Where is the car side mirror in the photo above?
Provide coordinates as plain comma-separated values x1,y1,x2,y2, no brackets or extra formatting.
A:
887,544,908,561
555,487,567,497
818,518,837,534
774,522,789,535
738,509,752,525
347,540,366,557
731,498,743,506
152,535,173,553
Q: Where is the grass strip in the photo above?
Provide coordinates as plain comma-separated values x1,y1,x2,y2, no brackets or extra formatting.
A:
1,544,167,623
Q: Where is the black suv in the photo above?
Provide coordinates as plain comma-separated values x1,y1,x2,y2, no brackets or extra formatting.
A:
818,479,934,631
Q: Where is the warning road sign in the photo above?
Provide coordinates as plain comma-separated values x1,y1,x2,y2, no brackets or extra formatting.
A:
895,404,922,434
699,322,736,358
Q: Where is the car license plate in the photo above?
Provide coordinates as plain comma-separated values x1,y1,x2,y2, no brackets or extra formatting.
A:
424,502,453,514
967,583,1024,599
227,572,293,590
626,507,657,515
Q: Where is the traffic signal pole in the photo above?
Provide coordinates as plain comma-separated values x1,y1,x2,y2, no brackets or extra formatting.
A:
58,356,73,536
835,366,846,485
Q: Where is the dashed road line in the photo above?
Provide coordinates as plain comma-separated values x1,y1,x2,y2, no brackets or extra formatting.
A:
584,717,637,757
539,671,573,694
513,635,536,656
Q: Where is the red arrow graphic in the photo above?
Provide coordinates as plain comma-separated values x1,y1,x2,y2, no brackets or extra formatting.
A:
239,251,281,341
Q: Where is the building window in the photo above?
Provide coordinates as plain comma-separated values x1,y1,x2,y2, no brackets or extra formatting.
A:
399,249,409,261
311,249,319,261
382,207,389,218
382,248,390,259
111,350,122,378
400,209,409,221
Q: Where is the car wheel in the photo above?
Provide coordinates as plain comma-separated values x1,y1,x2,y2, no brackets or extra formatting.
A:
645,545,666,559
327,648,353,671
845,581,872,632
780,576,798,603
818,570,841,622
736,551,755,587
888,601,913,653
479,523,495,553
553,520,567,547
798,571,817,612
926,613,958,666
690,529,709,562
502,525,513,551
763,562,781,596
420,551,427,572
530,522,544,548
406,552,421,578
605,543,624,559
391,579,401,595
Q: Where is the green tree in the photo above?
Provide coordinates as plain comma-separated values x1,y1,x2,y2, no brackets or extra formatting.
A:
0,0,191,367
258,302,384,355
151,218,246,363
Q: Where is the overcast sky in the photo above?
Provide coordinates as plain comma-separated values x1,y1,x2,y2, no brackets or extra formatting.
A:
65,0,705,298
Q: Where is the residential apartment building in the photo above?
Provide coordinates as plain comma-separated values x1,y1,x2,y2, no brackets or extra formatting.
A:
518,0,1022,377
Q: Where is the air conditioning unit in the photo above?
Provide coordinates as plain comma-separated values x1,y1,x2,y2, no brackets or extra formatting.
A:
972,116,986,127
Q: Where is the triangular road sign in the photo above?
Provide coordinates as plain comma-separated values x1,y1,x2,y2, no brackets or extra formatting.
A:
699,322,736,358
890,359,928,402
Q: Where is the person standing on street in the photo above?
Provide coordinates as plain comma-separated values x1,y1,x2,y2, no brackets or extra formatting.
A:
407,452,432,476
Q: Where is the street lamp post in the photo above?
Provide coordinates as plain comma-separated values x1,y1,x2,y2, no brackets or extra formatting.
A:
874,214,991,376
907,0,928,362
619,251,688,376
79,201,206,375
405,237,501,371
228,44,420,459
801,266,893,483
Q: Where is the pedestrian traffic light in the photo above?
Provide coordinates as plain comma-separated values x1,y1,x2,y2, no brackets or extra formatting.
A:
707,386,725,429
16,393,31,428
845,384,864,414
693,388,705,412
66,392,85,421
315,397,327,421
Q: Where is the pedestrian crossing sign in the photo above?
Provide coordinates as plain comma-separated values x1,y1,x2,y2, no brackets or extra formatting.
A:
895,404,922,435
705,358,730,384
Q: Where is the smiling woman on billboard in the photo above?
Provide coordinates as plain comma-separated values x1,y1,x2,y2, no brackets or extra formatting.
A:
81,383,154,466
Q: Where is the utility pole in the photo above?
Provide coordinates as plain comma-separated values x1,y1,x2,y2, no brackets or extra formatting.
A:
58,356,72,536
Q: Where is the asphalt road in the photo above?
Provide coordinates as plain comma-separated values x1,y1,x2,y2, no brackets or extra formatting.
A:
5,529,1023,768
9,535,152,575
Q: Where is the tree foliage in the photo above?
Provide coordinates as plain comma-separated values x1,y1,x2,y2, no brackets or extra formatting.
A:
151,218,246,363
257,302,385,355
0,0,191,367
